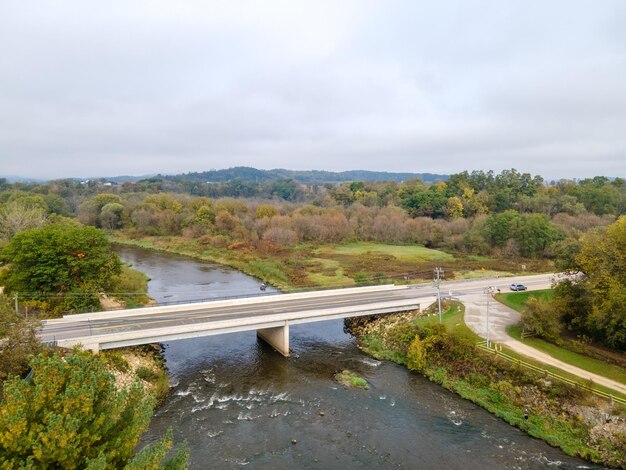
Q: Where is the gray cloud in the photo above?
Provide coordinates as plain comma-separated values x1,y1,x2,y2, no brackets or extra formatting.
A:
1,0,624,180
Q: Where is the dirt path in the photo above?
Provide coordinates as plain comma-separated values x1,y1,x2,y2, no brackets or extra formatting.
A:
463,292,626,396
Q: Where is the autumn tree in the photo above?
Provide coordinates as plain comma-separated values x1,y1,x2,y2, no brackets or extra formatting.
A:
575,215,626,348
0,200,48,240
0,296,42,385
0,349,187,468
78,193,124,228
520,297,562,343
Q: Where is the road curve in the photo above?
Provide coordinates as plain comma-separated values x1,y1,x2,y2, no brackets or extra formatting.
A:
460,276,626,395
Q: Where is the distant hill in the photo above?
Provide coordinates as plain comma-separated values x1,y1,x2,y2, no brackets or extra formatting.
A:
161,167,448,184
0,175,47,183
100,174,157,183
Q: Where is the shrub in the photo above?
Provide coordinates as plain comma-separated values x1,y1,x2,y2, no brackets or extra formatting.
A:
136,366,159,382
521,297,563,344
407,336,427,372
105,352,130,373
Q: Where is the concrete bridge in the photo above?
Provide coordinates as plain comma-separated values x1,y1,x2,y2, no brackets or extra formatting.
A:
41,284,424,356
40,274,555,356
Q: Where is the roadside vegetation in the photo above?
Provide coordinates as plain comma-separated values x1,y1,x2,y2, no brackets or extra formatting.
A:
345,303,626,468
499,288,626,386
506,324,626,385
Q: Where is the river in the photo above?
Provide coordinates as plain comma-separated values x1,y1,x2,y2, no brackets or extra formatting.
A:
115,245,603,469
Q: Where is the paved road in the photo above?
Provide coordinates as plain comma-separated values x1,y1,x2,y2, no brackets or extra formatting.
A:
41,286,428,347
461,276,626,395
40,275,551,345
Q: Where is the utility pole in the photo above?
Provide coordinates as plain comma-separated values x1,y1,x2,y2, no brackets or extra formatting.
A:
483,287,493,348
434,268,443,324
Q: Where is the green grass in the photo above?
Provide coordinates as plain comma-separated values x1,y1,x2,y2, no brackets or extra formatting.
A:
412,302,480,340
110,264,151,307
489,339,626,403
457,269,514,279
507,325,626,385
335,370,369,389
496,289,553,310
494,290,626,395
317,242,455,261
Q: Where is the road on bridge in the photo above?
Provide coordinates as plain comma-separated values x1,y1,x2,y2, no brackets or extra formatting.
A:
40,271,625,393
40,274,551,347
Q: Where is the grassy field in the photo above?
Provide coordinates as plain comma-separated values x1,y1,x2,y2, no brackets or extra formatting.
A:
496,289,554,310
507,324,626,385
412,302,480,339
316,242,455,261
493,337,626,402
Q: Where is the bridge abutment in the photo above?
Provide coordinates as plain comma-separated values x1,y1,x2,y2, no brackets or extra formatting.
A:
257,323,290,357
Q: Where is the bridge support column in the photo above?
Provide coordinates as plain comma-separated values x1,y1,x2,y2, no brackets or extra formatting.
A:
257,322,290,357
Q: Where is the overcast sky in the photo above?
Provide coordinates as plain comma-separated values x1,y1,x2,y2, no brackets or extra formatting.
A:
1,1,625,181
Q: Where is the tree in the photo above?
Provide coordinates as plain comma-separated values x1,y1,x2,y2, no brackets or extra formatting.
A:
0,201,47,240
551,216,626,349
445,196,464,219
520,297,562,343
0,224,122,314
100,202,125,229
399,184,447,218
576,215,626,349
483,210,520,247
0,349,187,468
0,296,42,385
512,213,563,258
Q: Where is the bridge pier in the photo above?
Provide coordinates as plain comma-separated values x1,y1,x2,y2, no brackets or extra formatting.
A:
257,323,290,357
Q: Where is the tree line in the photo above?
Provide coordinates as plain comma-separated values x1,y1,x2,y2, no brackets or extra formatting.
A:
2,169,623,262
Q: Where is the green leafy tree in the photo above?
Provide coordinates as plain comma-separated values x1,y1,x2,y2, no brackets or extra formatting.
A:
576,215,626,349
520,297,562,344
399,184,447,218
0,349,187,469
0,224,122,314
571,177,622,215
512,213,563,258
483,210,520,247
552,216,626,349
100,202,125,229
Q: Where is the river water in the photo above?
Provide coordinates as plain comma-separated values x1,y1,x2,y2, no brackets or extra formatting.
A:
115,245,603,470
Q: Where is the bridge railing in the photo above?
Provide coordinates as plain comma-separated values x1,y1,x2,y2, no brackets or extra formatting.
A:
53,280,409,315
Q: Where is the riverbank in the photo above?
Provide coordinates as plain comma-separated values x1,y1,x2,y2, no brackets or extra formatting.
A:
103,345,170,402
110,235,296,290
344,304,626,468
108,233,552,291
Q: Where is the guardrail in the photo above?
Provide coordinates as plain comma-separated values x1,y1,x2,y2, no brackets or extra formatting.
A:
476,340,626,406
